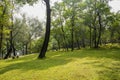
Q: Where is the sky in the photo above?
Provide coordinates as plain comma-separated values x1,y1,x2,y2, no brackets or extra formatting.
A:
109,0,120,12
18,0,120,21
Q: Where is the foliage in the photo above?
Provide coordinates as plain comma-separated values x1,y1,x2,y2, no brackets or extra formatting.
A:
12,16,43,54
31,37,44,53
0,0,12,57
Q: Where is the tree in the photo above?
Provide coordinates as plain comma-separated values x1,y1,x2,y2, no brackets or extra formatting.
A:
52,2,69,51
0,0,11,59
3,0,42,59
38,0,51,58
4,0,17,59
84,0,111,48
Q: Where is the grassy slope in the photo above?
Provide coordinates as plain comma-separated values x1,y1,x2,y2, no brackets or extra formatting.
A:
0,49,120,80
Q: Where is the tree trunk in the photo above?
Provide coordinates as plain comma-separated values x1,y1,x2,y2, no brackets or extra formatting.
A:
59,11,68,51
4,31,15,59
57,39,60,50
38,0,51,58
93,26,97,48
71,27,74,51
4,45,12,59
4,1,15,59
89,25,92,48
0,25,3,58
71,14,75,51
4,32,12,59
13,44,16,56
61,27,68,51
82,36,85,48
25,43,28,54
22,44,25,55
97,11,102,48
76,39,80,49
0,2,6,59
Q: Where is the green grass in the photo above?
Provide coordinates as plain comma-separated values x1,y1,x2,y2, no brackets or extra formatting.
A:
0,48,120,80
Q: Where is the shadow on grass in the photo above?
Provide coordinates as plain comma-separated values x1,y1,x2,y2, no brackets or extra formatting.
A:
0,48,120,78
0,56,72,74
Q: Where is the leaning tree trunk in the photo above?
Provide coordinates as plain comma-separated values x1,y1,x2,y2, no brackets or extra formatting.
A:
38,0,51,58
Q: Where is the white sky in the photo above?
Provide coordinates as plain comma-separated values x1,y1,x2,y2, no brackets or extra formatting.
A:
109,0,120,12
17,0,120,21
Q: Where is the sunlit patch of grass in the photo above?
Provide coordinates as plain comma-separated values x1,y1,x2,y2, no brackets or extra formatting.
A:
0,49,120,80
100,43,120,49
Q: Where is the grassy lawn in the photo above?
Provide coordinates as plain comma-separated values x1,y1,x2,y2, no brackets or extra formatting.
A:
0,48,120,80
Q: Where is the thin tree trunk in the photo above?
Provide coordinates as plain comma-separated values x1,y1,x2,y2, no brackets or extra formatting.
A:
71,26,74,51
25,43,28,54
70,2,76,51
97,11,102,48
94,27,97,48
89,25,92,48
4,0,16,59
2,51,4,59
61,27,68,51
82,36,85,48
57,39,60,50
38,0,51,58
4,45,12,59
71,14,75,51
12,46,15,59
4,31,14,59
59,11,68,51
93,0,98,48
0,25,3,57
22,44,25,55
0,1,7,58
76,39,80,49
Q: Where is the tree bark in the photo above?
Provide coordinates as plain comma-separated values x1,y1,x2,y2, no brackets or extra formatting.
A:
38,0,51,58
76,39,80,49
4,31,15,59
56,39,60,50
4,44,12,59
71,13,75,51
93,26,97,48
96,11,102,48
89,25,92,48
59,10,68,51
0,1,7,58
0,25,3,58
71,1,76,51
25,43,28,54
